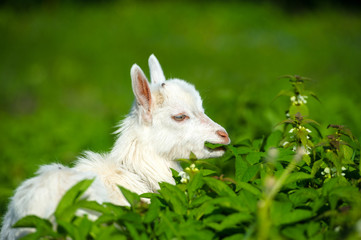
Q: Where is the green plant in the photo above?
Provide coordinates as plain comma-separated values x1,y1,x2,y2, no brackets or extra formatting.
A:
12,76,361,240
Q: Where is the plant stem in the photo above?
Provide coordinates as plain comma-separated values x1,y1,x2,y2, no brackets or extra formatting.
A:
257,150,303,240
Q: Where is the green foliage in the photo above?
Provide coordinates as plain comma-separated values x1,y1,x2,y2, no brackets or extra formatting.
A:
1,1,361,218
12,76,361,239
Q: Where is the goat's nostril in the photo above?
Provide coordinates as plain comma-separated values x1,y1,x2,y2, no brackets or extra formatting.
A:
216,130,228,139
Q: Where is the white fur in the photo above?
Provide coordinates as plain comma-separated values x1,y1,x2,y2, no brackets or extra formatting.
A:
1,55,230,239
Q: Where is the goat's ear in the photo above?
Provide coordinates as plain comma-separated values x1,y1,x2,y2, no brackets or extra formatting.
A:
131,64,152,122
148,54,166,84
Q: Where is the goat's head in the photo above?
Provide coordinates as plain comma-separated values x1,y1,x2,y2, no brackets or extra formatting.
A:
129,54,230,160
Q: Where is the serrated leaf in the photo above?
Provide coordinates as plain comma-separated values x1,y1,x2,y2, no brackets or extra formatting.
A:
340,144,354,164
246,152,264,165
187,172,204,200
191,200,216,220
158,182,187,215
241,164,260,182
235,156,248,183
289,104,309,118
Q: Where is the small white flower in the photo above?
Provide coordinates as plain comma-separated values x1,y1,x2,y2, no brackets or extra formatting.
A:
342,166,347,171
306,128,312,133
178,171,190,183
289,128,295,133
341,173,346,176
189,163,199,172
282,141,289,147
298,95,308,104
324,167,330,174
290,96,296,102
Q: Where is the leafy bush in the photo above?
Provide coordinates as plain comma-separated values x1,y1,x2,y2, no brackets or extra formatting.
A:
13,76,361,239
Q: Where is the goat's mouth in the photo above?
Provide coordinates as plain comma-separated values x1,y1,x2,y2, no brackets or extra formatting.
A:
204,142,227,153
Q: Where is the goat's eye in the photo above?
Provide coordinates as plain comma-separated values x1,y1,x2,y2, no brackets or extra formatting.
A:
172,114,189,122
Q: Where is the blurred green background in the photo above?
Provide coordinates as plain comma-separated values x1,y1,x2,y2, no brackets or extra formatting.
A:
0,0,360,217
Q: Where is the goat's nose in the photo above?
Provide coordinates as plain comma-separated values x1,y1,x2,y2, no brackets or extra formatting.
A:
216,130,230,144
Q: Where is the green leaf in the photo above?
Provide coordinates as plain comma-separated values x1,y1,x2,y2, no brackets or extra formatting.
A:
289,104,309,118
187,172,204,200
235,156,248,183
328,185,361,210
203,177,236,197
143,197,161,223
265,130,283,150
252,138,264,150
209,197,249,212
282,224,308,240
190,195,212,208
241,164,260,182
204,142,226,150
229,145,252,155
75,216,93,239
311,159,324,177
302,154,311,166
201,169,217,176
205,212,252,231
13,215,60,239
57,219,82,240
236,182,261,196
191,200,216,220
55,178,94,221
271,201,314,226
246,152,264,165
13,215,53,229
340,144,354,164
75,200,109,214
289,188,319,207
158,182,187,215
118,186,141,207
284,172,312,186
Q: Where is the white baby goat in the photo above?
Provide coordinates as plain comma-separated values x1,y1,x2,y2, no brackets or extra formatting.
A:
1,55,230,239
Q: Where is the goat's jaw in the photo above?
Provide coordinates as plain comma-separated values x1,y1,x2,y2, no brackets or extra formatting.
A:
202,143,227,158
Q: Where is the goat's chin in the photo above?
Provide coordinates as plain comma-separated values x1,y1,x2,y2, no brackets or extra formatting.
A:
196,147,226,159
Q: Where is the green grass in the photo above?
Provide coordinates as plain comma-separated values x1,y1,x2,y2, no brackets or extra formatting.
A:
0,1,361,218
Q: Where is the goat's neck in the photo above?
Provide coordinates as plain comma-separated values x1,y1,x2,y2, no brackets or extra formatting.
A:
109,118,181,191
